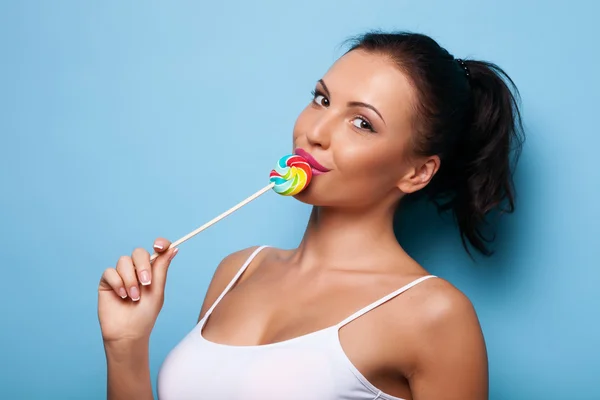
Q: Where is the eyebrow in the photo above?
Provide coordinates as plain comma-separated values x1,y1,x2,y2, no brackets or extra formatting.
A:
317,79,330,97
317,79,386,126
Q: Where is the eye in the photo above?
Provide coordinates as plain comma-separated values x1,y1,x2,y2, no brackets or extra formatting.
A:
351,116,374,132
311,90,329,107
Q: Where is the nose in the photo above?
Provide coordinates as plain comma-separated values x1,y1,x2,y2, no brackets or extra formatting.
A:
305,112,335,150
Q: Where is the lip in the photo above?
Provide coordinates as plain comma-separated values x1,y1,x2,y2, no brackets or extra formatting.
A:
294,148,331,172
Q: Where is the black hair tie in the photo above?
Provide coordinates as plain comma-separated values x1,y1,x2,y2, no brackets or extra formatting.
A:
456,58,471,79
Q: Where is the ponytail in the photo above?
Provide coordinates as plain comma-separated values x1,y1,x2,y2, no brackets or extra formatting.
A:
449,60,524,256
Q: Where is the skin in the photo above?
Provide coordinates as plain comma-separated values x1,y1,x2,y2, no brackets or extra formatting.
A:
98,49,488,400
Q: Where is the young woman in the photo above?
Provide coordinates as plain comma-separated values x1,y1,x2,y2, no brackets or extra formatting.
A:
98,31,524,400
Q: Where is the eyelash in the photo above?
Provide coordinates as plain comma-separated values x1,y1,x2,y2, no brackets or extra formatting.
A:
310,89,376,133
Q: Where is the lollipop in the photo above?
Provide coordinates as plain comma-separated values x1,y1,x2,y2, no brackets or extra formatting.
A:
269,154,312,196
149,154,312,262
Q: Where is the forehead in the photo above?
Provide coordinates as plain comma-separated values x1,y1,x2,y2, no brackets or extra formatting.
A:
321,49,416,125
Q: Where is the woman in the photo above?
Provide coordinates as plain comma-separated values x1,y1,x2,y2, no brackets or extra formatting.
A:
98,31,523,399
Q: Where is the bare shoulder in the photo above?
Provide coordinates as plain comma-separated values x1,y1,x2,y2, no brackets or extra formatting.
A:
197,246,266,322
397,276,488,398
402,276,484,354
413,277,480,329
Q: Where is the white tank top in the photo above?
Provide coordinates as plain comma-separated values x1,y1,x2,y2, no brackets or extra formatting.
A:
157,245,436,400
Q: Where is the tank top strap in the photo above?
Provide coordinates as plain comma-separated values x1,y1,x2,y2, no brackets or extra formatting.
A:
335,275,437,329
203,245,270,319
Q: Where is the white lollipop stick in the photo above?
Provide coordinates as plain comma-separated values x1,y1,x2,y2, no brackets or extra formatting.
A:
149,182,275,262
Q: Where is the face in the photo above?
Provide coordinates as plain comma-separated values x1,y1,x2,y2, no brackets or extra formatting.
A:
292,49,439,209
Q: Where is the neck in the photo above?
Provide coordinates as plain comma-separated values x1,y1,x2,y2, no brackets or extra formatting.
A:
291,202,407,271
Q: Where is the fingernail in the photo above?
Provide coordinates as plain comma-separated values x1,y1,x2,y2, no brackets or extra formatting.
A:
153,243,164,250
118,288,127,298
140,271,151,286
130,286,140,301
170,247,179,260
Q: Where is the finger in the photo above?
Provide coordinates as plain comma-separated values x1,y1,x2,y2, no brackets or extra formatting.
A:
132,247,152,286
116,256,140,301
100,268,128,299
152,237,172,254
152,246,179,290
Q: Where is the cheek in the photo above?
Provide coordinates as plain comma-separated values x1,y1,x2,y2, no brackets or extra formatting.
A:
334,140,404,189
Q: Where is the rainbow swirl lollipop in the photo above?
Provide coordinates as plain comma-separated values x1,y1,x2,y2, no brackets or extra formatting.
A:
269,154,312,196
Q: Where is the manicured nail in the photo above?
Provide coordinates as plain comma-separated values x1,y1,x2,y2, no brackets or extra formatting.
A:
118,288,127,298
170,247,179,260
139,271,151,286
130,286,140,301
153,243,164,250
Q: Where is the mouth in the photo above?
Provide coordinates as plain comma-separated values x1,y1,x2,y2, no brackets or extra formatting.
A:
294,148,331,175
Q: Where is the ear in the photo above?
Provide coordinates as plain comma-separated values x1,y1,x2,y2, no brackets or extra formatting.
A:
397,155,440,194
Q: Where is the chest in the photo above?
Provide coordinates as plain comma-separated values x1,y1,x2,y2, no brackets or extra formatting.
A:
202,268,371,343
200,267,419,378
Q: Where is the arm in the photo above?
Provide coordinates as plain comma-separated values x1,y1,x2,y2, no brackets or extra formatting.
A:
408,286,489,400
99,239,178,400
105,339,153,400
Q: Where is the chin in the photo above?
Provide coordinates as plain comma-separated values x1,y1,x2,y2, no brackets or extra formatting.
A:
292,188,319,206
292,178,332,207
292,183,321,205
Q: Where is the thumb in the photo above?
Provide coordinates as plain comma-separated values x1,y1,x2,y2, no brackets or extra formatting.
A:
151,246,179,291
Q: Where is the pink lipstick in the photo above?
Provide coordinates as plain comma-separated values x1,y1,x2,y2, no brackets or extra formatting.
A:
294,148,331,176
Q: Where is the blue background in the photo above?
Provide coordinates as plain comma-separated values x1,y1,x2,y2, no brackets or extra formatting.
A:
1,1,598,399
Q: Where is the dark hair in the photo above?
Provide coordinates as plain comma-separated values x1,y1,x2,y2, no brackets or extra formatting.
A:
346,31,524,256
